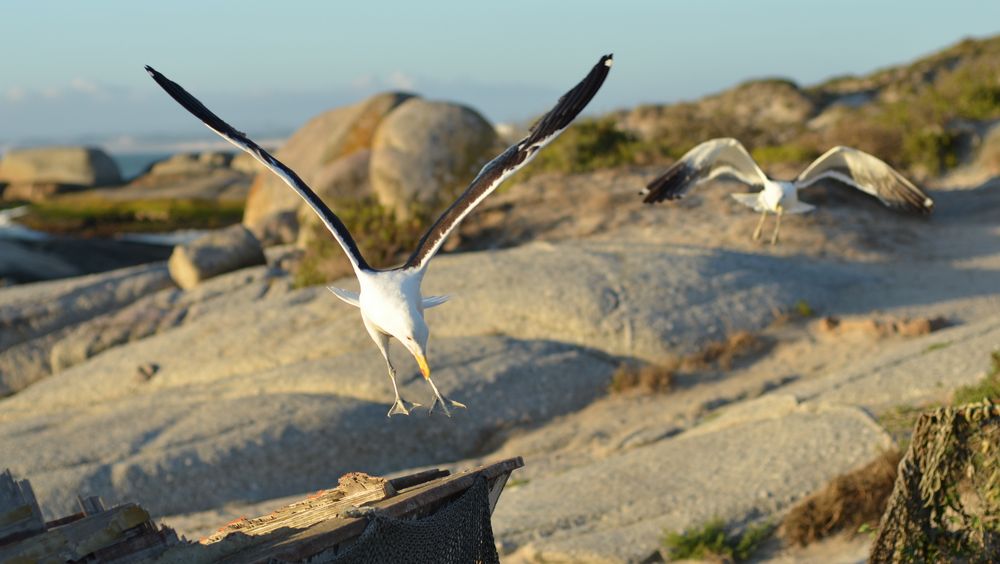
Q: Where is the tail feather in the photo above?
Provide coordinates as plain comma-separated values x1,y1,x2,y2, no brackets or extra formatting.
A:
328,286,360,307
785,201,815,214
422,295,450,309
730,192,763,211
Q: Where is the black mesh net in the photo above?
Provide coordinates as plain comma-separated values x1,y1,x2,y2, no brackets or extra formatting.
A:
324,476,500,564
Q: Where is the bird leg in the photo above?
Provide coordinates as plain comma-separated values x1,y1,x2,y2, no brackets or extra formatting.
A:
771,206,783,246
425,376,466,417
373,334,420,417
752,210,768,241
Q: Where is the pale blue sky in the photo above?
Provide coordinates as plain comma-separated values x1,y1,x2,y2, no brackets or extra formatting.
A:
1,1,998,148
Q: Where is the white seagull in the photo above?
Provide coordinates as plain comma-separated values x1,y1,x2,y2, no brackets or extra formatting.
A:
641,138,934,244
146,54,612,416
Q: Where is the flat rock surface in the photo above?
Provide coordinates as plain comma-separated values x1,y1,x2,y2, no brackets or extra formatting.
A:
1,334,613,518
0,239,863,521
495,403,889,563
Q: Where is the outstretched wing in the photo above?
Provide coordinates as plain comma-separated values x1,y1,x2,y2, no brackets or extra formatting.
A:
402,54,614,271
641,138,769,203
145,66,372,273
794,146,933,214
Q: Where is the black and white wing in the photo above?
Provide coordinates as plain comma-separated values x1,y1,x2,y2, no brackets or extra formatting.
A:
145,66,372,272
402,54,613,271
794,146,933,214
641,138,769,203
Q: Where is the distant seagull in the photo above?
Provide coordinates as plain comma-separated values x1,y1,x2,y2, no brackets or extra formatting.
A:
641,138,934,244
146,55,612,416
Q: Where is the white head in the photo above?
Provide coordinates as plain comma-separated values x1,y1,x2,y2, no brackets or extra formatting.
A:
390,305,431,379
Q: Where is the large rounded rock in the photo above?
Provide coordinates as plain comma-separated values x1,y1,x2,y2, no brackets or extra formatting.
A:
243,92,414,242
0,146,121,187
371,99,498,219
167,225,266,290
295,149,371,248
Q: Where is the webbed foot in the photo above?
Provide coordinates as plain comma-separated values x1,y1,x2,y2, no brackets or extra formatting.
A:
387,397,422,417
427,395,467,417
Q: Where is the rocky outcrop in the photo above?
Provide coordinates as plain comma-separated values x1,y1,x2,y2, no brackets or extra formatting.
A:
0,147,121,195
145,152,232,177
494,400,890,562
118,151,251,202
230,153,262,175
700,78,818,127
242,92,413,241
167,225,266,290
243,91,500,243
0,263,173,395
371,98,498,219
0,239,868,518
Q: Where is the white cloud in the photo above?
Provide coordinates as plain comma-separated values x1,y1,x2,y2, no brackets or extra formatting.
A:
386,70,416,90
69,78,101,95
5,87,27,103
41,87,62,100
349,71,418,92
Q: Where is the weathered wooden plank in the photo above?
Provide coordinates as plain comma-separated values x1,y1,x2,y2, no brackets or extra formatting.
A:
388,468,450,492
0,503,150,562
486,472,510,515
150,458,522,564
244,457,524,563
90,521,178,562
0,469,45,546
42,495,110,531
201,472,396,545
78,494,106,516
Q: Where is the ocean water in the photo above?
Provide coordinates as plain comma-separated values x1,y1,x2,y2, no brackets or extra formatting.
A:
110,152,174,181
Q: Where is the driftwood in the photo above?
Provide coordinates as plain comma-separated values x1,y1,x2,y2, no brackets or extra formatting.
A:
0,468,45,545
162,457,521,563
0,457,522,563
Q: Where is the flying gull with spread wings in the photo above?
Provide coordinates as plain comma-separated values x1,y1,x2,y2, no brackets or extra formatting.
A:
641,138,933,244
146,54,612,416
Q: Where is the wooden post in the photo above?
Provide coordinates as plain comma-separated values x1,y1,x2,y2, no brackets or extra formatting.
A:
0,469,45,546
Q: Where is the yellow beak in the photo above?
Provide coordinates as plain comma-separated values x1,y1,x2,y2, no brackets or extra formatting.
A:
415,354,431,380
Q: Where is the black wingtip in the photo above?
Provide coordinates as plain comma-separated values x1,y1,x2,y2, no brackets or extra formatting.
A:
523,52,613,147
642,161,691,204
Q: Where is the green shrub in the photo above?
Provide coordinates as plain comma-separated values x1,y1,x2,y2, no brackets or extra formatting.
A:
20,197,244,236
525,118,642,175
951,350,1000,405
662,518,773,561
293,197,429,288
751,143,821,166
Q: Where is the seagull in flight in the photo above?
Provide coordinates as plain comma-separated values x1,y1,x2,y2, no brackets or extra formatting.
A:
146,55,612,416
641,138,934,244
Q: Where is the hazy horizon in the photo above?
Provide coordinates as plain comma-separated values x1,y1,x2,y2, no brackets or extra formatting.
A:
2,1,998,151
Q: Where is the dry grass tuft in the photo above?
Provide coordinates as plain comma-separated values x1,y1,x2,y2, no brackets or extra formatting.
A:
816,315,948,339
610,331,770,396
781,449,902,547
609,362,676,395
682,330,768,371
